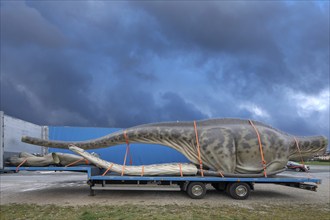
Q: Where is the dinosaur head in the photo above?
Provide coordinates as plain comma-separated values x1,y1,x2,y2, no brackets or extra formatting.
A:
288,135,328,161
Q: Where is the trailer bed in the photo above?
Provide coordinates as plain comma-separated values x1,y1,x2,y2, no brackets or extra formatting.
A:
2,166,321,200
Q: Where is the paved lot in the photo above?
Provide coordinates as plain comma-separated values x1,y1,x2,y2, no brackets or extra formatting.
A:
0,165,329,206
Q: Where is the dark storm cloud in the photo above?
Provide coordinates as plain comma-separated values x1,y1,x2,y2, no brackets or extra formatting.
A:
159,92,207,121
135,1,329,94
94,74,207,127
135,2,282,52
0,1,329,143
1,47,97,125
0,1,96,125
1,1,65,47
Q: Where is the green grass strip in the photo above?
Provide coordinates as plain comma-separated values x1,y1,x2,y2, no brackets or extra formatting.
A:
0,203,329,220
304,161,330,166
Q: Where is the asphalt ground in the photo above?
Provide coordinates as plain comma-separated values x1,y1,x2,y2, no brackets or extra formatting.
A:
0,165,329,206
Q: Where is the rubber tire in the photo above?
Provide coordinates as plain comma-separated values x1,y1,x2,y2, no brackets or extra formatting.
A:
211,182,227,191
228,182,251,200
187,182,206,199
225,183,232,195
87,180,94,186
295,168,301,172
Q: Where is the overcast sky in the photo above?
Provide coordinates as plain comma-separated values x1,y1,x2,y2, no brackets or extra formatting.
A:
0,1,329,140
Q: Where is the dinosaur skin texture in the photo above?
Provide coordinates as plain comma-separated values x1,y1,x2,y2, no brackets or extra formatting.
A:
21,118,328,176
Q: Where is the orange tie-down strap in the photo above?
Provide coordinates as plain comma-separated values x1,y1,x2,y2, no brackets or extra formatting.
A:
193,121,204,177
248,120,267,177
178,163,183,177
293,137,311,179
123,130,133,165
121,130,133,176
102,163,114,176
65,158,89,167
16,158,28,172
293,137,306,167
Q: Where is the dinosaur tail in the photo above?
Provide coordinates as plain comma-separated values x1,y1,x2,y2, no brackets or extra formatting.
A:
69,145,198,176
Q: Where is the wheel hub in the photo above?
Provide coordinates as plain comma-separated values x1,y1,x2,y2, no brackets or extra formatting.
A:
235,185,248,197
192,185,203,196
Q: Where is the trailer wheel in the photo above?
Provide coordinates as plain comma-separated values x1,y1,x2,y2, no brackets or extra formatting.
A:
225,183,232,195
228,182,251,200
187,182,206,199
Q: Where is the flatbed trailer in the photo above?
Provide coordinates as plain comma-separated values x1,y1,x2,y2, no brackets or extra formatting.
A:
3,166,321,200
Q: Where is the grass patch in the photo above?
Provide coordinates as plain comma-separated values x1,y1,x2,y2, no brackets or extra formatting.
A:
305,161,330,166
0,203,329,220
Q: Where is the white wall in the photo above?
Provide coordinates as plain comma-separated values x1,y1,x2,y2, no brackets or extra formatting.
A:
0,111,48,169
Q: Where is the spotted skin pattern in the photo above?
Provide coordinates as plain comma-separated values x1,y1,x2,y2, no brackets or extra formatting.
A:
21,118,328,175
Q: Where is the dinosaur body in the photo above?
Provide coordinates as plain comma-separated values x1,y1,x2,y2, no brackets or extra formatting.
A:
21,118,328,175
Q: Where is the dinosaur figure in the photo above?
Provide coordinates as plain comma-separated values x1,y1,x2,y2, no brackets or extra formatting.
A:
21,118,328,176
